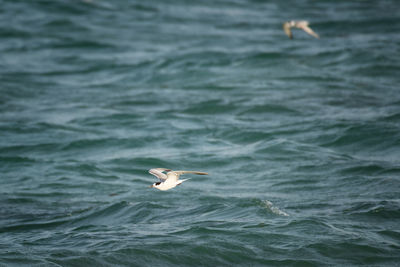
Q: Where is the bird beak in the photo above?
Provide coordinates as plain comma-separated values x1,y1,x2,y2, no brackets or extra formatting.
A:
149,185,153,188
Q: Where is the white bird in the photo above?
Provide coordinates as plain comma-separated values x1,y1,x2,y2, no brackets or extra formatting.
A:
283,20,319,39
148,168,208,191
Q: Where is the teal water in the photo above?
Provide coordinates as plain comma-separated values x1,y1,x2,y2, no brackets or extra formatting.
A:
1,0,400,266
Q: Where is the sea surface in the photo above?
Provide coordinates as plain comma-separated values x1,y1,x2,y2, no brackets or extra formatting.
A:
1,0,400,266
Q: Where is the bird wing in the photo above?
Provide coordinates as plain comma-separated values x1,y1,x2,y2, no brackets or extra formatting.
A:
149,168,171,180
283,22,293,39
300,25,319,39
166,170,208,182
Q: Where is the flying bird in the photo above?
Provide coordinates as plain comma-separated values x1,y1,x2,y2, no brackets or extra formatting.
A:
148,168,208,191
283,20,319,39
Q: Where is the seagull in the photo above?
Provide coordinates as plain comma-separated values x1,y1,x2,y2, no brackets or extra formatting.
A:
148,168,208,191
283,20,319,39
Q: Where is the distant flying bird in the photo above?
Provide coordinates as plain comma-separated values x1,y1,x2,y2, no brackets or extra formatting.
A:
283,20,319,39
148,168,208,191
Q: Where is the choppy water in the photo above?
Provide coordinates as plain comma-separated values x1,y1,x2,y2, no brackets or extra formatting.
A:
1,0,400,266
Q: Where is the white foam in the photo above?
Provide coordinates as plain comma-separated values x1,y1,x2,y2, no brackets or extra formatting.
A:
263,200,289,217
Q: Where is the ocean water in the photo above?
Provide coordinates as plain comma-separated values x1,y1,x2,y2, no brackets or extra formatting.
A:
1,0,400,266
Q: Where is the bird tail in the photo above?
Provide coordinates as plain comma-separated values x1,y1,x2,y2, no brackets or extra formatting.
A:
177,178,190,185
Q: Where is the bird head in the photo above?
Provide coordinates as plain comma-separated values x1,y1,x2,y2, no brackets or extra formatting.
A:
149,181,162,189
